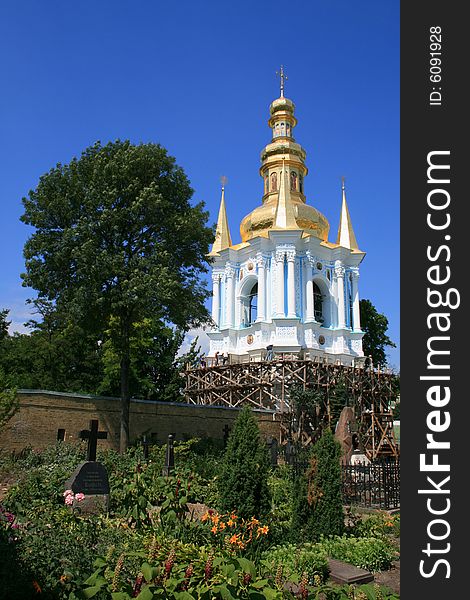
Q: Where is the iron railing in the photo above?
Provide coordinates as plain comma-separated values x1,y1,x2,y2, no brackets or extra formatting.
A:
341,461,400,510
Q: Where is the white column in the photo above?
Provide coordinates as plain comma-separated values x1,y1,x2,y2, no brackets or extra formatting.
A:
286,250,296,318
225,266,234,328
305,262,314,321
335,263,346,329
351,268,361,331
266,261,272,320
275,251,285,317
211,274,220,327
257,256,266,322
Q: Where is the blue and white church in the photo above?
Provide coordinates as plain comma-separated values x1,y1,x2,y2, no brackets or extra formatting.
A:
207,77,365,365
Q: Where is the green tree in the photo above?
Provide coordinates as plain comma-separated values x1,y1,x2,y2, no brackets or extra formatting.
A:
0,309,10,342
291,429,344,541
218,406,271,519
21,140,213,451
359,299,396,367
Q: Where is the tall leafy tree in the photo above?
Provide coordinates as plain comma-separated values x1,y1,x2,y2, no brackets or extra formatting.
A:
21,140,214,451
359,299,396,367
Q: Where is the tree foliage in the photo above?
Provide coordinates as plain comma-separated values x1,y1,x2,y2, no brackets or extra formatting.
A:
360,299,396,367
218,406,271,520
291,429,344,541
20,140,214,450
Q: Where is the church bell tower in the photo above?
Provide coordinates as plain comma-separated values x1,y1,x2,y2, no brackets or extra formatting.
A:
207,69,365,364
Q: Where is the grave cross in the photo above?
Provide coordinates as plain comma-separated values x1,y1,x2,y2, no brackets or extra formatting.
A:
80,420,107,462
141,435,151,462
162,434,175,476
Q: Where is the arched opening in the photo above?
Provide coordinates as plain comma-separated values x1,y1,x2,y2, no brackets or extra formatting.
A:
313,281,324,323
240,279,258,328
248,282,258,324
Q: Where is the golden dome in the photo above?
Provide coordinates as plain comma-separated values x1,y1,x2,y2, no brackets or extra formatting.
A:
239,88,330,243
240,195,330,242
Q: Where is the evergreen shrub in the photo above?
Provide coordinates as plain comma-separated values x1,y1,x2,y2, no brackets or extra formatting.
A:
291,428,344,541
217,406,271,519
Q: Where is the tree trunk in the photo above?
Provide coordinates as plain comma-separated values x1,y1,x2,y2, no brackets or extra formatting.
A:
120,352,131,453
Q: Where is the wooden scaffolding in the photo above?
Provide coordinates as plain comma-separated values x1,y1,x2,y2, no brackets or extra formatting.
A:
184,356,399,461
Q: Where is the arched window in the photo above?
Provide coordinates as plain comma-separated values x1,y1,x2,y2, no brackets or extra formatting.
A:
290,171,297,191
271,172,278,192
313,282,324,323
248,282,258,324
265,175,269,193
241,281,258,327
299,174,304,194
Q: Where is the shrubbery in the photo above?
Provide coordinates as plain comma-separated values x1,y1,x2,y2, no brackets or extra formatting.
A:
217,406,271,519
292,429,344,542
0,436,400,599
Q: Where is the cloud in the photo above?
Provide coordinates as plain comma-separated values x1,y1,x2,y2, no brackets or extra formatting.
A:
177,326,211,357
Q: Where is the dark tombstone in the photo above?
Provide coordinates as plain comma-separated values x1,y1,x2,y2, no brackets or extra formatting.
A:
284,440,294,466
268,437,278,467
142,435,151,462
64,420,110,514
162,434,175,476
223,424,231,447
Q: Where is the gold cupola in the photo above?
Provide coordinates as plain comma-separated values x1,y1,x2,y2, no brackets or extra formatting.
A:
240,67,330,243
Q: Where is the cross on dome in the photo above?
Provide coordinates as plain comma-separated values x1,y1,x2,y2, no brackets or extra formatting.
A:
276,65,287,97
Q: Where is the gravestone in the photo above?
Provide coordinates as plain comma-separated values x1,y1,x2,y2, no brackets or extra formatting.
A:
64,420,110,514
162,434,175,476
334,406,364,465
267,437,278,467
141,435,151,462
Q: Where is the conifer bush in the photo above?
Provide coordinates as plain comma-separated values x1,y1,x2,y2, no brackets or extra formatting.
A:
291,428,344,541
217,406,271,519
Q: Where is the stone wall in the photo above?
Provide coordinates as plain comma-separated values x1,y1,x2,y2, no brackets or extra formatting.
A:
0,390,281,452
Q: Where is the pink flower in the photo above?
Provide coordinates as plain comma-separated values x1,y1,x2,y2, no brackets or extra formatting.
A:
64,495,74,506
75,493,85,502
63,490,73,497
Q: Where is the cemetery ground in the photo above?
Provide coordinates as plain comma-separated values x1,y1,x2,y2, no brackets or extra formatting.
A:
0,426,400,600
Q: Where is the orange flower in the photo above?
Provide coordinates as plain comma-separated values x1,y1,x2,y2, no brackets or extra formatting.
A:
257,525,269,536
211,513,220,525
229,533,240,544
250,517,260,526
201,512,210,522
219,522,226,530
227,518,235,527
211,525,218,534
230,513,238,521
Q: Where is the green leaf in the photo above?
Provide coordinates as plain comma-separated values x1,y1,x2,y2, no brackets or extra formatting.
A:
135,586,155,600
237,557,256,577
84,568,105,586
141,562,153,583
81,586,104,599
111,593,132,600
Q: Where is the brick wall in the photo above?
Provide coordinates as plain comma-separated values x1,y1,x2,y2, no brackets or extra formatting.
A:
0,390,281,452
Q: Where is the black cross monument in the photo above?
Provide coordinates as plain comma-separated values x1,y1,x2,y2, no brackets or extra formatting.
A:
80,420,108,462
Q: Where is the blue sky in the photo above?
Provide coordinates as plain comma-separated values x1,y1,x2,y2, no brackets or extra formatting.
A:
0,1,399,368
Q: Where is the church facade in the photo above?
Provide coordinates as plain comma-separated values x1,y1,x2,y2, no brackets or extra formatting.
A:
207,81,365,365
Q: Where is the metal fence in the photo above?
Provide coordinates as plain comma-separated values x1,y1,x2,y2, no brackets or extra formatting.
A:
341,461,400,510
